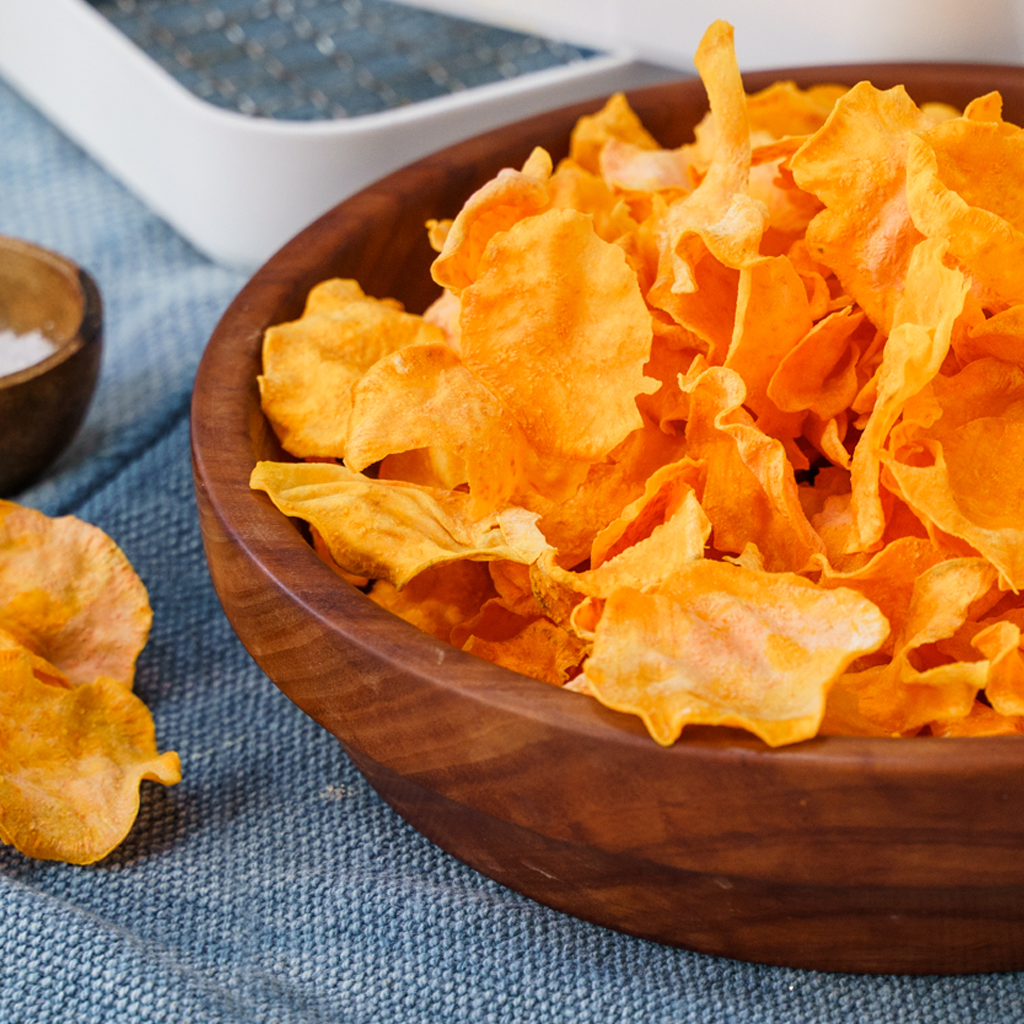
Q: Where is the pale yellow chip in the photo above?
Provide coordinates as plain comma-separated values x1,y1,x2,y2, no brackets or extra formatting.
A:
258,280,445,458
581,561,889,746
250,460,549,588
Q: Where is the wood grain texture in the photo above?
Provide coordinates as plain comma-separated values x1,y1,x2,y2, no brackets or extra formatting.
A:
191,64,1024,974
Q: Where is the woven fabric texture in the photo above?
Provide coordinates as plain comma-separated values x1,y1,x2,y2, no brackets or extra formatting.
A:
1,67,1024,1024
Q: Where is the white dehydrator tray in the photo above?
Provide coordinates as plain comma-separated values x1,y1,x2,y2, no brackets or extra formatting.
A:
0,0,674,267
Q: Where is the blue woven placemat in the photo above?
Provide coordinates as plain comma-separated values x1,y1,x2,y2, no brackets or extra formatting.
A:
2,41,1024,1024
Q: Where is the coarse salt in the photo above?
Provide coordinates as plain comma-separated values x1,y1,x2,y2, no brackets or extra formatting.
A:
0,328,59,377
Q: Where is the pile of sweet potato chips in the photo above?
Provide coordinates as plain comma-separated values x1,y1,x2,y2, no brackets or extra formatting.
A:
0,500,179,863
253,21,1024,746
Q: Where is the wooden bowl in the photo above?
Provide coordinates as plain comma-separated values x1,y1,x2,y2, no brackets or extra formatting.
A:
0,236,102,496
191,63,1024,975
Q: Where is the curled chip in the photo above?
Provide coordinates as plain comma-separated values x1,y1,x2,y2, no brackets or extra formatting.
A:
252,19,1024,746
0,502,179,863
0,500,151,688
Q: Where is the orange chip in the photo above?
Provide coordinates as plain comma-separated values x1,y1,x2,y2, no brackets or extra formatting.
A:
767,305,866,420
258,280,444,458
906,116,1024,308
344,342,531,517
724,254,812,434
790,82,933,333
0,630,180,864
369,559,496,642
0,500,151,689
458,605,588,686
682,365,824,572
250,460,550,588
569,92,661,176
581,561,888,746
845,237,968,552
835,558,996,734
430,150,552,295
662,22,767,284
459,207,657,463
884,358,1024,589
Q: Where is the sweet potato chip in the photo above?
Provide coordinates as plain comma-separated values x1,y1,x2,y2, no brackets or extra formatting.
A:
906,117,1024,308
682,365,824,571
768,305,866,420
460,611,587,686
834,558,996,734
724,254,812,434
0,630,180,864
790,82,933,333
344,342,531,517
250,460,549,588
368,560,496,642
569,92,661,176
846,238,968,552
0,500,151,689
258,280,444,458
654,22,768,293
885,358,1024,588
581,561,888,746
459,207,656,463
431,150,552,294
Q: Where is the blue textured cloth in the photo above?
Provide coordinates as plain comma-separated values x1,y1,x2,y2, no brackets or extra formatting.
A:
3,69,1024,1024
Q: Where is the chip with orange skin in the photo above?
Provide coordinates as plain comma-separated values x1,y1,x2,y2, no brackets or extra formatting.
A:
368,560,496,643
768,305,866,421
682,365,824,572
523,422,690,569
647,243,740,362
580,560,889,746
724,254,812,436
0,629,180,865
845,237,968,553
547,159,642,244
971,619,1024,717
812,535,947,657
831,558,997,734
955,304,1024,368
344,342,532,517
532,463,711,603
457,605,588,686
654,22,768,293
569,92,661,176
598,138,694,193
930,701,1024,737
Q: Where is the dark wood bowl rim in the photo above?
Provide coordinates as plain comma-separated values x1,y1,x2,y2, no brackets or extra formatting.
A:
0,234,97,387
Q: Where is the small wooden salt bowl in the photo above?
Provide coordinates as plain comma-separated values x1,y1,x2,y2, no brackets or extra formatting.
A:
191,63,1024,975
0,235,102,495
